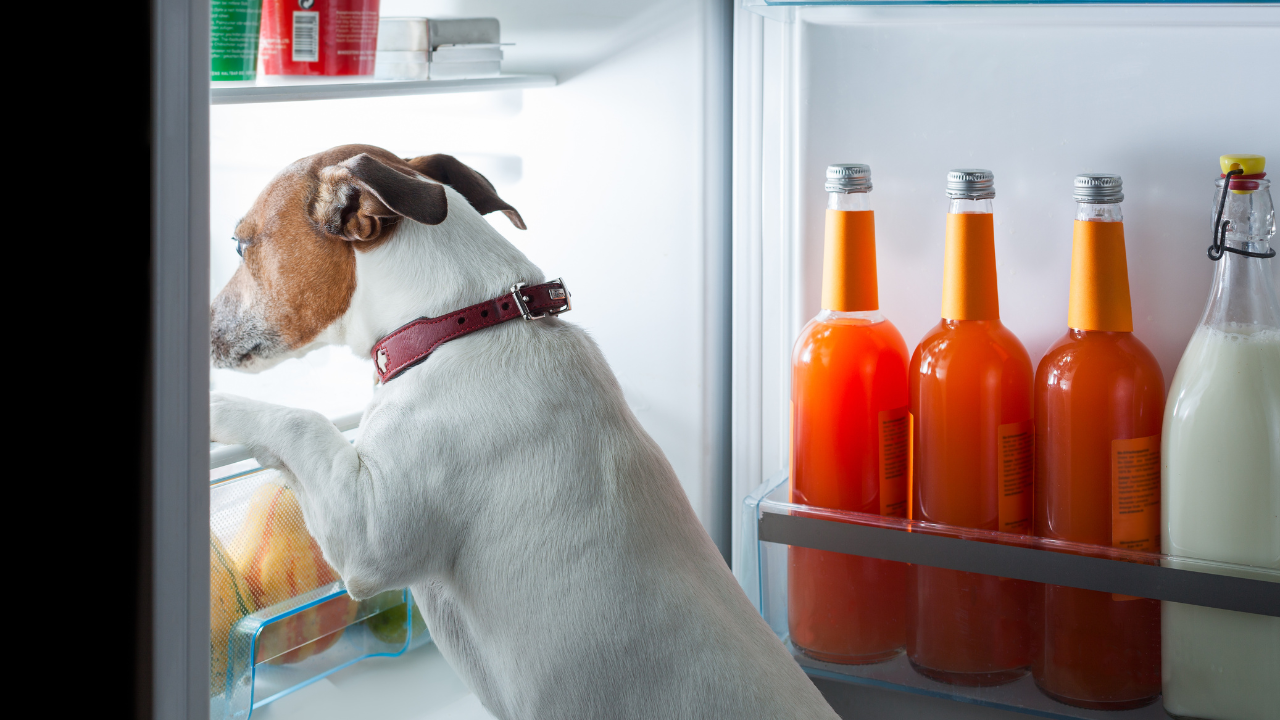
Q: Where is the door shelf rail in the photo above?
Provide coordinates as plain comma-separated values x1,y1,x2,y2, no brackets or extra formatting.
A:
740,473,1279,719
741,472,1279,618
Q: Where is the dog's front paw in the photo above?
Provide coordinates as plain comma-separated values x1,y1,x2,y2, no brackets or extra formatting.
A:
210,392,264,445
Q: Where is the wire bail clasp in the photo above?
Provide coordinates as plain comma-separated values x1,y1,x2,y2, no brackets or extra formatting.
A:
1208,167,1277,261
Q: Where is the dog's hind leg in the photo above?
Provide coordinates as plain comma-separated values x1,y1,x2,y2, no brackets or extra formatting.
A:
413,581,513,719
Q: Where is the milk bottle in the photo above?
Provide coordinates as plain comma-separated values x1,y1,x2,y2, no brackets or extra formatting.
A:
1162,154,1280,720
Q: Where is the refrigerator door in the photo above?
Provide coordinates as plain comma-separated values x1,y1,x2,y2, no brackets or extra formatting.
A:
731,0,1280,570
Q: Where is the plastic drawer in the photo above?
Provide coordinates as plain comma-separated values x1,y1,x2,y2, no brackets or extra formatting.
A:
210,467,431,720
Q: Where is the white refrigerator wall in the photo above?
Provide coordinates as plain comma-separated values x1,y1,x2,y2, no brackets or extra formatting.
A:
210,0,731,552
731,3,1280,573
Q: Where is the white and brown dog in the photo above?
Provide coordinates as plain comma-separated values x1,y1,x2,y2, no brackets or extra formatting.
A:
209,145,837,719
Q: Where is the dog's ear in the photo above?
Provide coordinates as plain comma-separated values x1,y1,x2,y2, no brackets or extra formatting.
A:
404,154,526,230
313,153,448,242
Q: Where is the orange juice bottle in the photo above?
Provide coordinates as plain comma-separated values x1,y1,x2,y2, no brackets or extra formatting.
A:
1032,174,1163,709
789,164,911,664
908,169,1035,686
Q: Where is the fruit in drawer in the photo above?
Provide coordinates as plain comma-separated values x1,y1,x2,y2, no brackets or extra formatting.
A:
366,598,429,646
210,533,254,695
233,482,358,665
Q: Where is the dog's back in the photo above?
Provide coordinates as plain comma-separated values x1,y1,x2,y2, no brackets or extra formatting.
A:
360,318,836,719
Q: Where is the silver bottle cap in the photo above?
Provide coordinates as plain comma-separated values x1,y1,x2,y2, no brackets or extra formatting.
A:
1074,174,1124,203
826,164,872,193
946,169,995,199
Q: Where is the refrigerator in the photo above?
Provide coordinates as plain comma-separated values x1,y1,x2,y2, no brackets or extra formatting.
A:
144,0,1279,717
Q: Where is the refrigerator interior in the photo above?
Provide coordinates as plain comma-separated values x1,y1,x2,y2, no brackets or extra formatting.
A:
211,0,731,547
207,1,731,717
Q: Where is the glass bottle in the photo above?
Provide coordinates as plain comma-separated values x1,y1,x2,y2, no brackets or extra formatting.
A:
789,164,910,664
1162,154,1280,720
908,169,1035,686
1032,174,1163,709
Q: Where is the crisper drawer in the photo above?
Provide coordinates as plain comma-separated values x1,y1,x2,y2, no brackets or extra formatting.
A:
741,473,1279,719
210,467,431,720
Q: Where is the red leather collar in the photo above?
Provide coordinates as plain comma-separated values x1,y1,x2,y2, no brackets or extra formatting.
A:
371,279,571,383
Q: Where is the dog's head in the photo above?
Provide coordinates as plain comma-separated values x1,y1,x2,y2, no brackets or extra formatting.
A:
211,144,525,370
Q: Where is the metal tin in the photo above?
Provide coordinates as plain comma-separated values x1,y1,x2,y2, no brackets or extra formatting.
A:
1074,174,1124,203
826,164,872,193
946,169,996,199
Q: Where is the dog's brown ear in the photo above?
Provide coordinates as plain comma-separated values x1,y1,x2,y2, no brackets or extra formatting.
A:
314,153,449,242
404,154,526,230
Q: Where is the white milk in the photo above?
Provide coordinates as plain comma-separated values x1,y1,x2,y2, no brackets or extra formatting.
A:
1162,324,1280,720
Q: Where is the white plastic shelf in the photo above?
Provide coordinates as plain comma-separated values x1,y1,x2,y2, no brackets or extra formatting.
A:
211,73,556,105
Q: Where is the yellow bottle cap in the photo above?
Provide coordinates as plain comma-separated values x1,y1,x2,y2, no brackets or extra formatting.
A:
1220,154,1265,175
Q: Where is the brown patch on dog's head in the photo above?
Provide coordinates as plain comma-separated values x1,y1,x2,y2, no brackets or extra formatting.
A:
210,144,524,370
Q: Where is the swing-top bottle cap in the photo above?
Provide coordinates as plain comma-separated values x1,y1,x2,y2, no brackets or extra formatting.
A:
946,169,995,199
1220,154,1265,176
826,164,872,193
1074,174,1124,203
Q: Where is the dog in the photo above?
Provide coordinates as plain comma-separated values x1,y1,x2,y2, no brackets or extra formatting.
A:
209,145,839,719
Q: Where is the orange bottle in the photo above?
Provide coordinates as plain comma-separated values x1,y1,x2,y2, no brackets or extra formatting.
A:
908,169,1035,686
1032,175,1163,710
789,164,911,664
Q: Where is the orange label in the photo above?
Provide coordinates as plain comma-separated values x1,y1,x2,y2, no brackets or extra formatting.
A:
821,210,879,312
878,407,910,517
1111,435,1160,601
907,412,915,520
1112,435,1160,552
997,420,1034,534
940,213,1000,321
1068,221,1134,332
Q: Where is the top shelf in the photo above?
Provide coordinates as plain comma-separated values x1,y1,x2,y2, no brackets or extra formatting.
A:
210,73,556,106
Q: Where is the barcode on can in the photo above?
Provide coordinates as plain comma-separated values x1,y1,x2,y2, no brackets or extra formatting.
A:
292,11,319,63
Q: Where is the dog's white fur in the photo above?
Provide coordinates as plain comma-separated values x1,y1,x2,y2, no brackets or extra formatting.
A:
211,183,838,719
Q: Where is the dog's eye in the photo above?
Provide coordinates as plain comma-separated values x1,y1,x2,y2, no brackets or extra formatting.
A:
234,237,246,258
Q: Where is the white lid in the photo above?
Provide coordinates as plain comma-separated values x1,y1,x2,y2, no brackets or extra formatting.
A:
377,17,429,51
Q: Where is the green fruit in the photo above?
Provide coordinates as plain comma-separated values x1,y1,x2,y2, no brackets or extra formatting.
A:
366,600,428,645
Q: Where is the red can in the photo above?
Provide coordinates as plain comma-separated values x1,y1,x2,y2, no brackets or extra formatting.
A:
260,0,379,76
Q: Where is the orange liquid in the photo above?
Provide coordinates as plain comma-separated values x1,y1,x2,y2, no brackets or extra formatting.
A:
789,313,910,664
1033,330,1164,709
908,318,1035,685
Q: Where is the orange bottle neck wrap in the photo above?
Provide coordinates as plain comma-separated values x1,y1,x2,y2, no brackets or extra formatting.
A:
940,213,1000,321
821,209,879,312
1068,220,1133,332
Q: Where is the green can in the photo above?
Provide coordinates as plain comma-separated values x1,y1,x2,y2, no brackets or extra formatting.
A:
211,0,262,81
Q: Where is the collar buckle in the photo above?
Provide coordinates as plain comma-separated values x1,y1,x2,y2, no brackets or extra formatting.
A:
510,278,571,320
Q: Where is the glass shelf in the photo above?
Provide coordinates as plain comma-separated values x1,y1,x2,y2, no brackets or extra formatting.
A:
211,73,556,106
